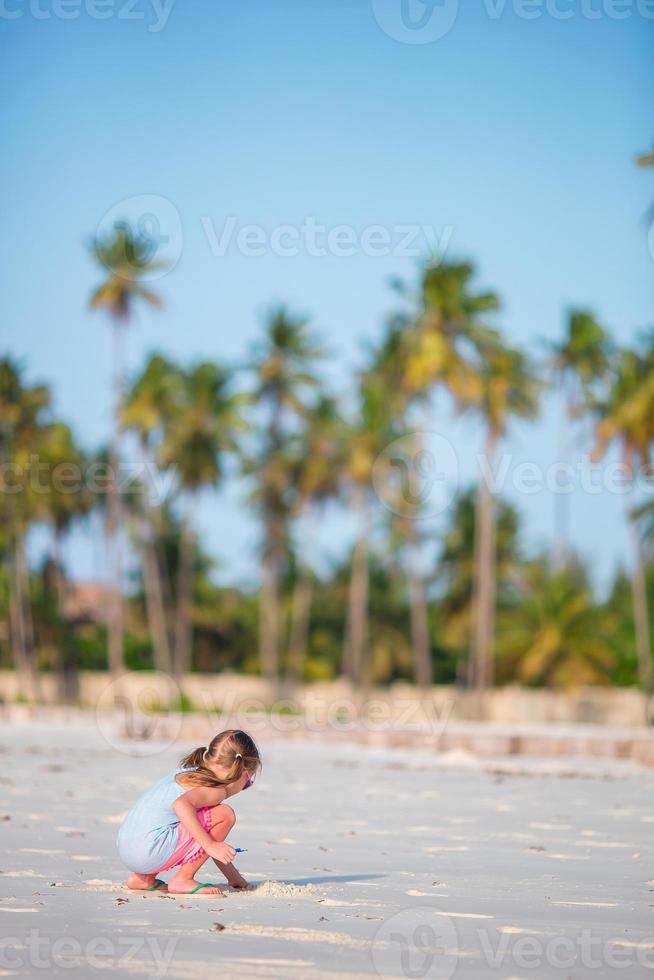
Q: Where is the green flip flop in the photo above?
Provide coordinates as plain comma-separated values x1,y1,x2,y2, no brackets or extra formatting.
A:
147,879,168,892
188,882,222,894
128,878,168,893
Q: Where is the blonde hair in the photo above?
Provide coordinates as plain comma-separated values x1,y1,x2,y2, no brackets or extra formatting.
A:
179,729,261,789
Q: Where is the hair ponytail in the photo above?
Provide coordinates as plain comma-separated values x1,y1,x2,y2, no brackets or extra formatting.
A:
180,745,207,769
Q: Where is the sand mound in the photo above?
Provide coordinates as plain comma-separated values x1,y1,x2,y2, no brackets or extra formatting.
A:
248,880,320,898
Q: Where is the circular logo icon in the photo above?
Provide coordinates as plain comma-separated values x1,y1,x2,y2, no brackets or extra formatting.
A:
371,906,459,980
95,671,183,756
372,431,458,519
95,194,183,282
371,0,459,44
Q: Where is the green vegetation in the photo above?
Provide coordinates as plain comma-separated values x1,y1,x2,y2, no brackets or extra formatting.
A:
2,171,654,703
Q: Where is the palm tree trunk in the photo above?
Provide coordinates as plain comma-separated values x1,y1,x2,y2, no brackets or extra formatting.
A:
472,430,499,719
156,531,175,651
286,509,318,682
8,537,38,702
141,441,173,674
174,508,195,681
52,531,67,612
627,510,652,692
51,529,79,704
259,541,281,682
343,488,370,686
107,320,125,675
16,537,41,701
408,570,431,689
553,403,571,571
407,411,433,687
406,519,431,687
143,529,173,674
139,442,173,675
286,566,313,682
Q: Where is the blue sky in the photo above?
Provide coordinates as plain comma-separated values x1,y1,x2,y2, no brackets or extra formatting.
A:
2,0,653,591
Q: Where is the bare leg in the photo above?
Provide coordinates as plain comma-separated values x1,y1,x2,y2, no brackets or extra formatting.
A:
167,848,219,894
168,805,236,895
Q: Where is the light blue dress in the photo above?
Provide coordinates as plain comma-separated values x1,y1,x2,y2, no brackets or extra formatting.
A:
117,768,193,873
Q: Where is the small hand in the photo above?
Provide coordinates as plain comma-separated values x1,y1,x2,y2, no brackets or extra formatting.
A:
227,872,249,890
208,841,236,864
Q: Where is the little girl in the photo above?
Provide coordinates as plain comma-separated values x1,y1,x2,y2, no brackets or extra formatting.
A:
117,729,260,895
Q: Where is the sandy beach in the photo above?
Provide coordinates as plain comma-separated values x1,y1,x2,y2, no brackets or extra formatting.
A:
1,718,653,979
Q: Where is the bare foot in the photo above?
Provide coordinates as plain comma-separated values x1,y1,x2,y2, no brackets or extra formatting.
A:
168,877,223,895
126,873,167,891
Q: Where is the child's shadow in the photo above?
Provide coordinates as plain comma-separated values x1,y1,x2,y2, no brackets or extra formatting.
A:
278,873,385,886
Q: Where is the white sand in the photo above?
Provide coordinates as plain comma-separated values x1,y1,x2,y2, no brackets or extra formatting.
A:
0,719,653,978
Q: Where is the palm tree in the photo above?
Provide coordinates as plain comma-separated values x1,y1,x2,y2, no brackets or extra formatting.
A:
593,340,654,691
35,421,90,701
89,224,165,674
161,361,246,681
399,260,497,406
285,395,344,681
438,487,521,684
551,310,612,408
247,308,323,682
603,562,654,687
386,260,501,687
369,320,435,686
499,558,614,688
341,371,398,686
0,358,51,700
469,334,541,715
548,309,611,568
123,353,183,674
37,422,90,602
414,261,505,689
